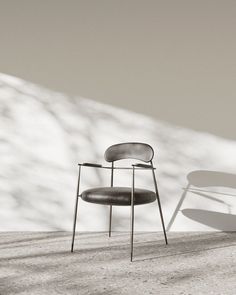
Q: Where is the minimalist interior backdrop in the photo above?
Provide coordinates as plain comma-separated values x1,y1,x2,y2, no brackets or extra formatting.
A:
0,0,236,231
1,73,236,231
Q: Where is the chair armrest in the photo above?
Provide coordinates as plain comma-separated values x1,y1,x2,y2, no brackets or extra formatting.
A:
78,163,103,168
132,163,155,169
78,163,155,170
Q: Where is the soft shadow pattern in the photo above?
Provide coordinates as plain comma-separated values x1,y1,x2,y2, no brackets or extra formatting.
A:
1,73,236,231
1,232,236,294
182,209,236,231
167,170,236,231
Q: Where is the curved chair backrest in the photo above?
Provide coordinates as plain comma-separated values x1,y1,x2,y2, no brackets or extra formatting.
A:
104,142,154,163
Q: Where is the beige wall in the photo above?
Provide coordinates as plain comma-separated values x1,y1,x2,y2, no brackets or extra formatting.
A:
0,0,236,138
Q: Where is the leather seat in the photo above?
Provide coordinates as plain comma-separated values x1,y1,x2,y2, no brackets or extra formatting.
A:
81,187,156,206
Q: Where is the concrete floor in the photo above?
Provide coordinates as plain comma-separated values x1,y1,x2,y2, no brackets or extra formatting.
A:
0,232,236,295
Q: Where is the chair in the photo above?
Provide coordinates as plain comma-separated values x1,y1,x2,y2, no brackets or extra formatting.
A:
71,142,168,261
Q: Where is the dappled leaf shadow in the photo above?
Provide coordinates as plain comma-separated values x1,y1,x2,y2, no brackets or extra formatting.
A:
1,74,236,231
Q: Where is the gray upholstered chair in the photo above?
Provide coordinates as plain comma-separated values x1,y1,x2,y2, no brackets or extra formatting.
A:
71,142,168,261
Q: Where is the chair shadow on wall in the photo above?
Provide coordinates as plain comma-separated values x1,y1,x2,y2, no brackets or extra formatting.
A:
167,170,236,231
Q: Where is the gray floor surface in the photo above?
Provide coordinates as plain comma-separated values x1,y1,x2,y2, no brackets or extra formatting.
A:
0,232,236,295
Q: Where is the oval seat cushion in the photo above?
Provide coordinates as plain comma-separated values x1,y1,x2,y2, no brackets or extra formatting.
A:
81,187,156,206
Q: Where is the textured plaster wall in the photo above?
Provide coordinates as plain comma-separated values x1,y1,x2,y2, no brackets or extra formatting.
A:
1,74,236,231
0,1,236,231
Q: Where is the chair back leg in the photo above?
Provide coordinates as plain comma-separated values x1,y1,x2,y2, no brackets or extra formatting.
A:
109,205,112,237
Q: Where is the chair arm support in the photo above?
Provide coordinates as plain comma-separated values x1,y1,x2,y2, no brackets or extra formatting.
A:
78,162,103,168
132,163,156,169
77,163,156,170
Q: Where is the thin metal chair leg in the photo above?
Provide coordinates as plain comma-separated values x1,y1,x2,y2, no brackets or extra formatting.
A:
71,196,79,252
130,166,135,262
71,165,81,252
109,162,114,237
150,161,168,245
109,205,112,237
156,192,168,245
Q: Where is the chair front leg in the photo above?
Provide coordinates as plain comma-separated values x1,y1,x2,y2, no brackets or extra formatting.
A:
71,165,82,252
71,196,79,252
130,166,135,262
109,162,114,237
150,161,168,245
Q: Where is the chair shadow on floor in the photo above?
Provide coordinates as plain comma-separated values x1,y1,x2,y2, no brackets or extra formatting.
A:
133,231,236,262
167,170,236,232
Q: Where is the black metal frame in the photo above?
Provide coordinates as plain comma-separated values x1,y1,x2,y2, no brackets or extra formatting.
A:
71,161,168,261
109,162,114,237
71,164,81,253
